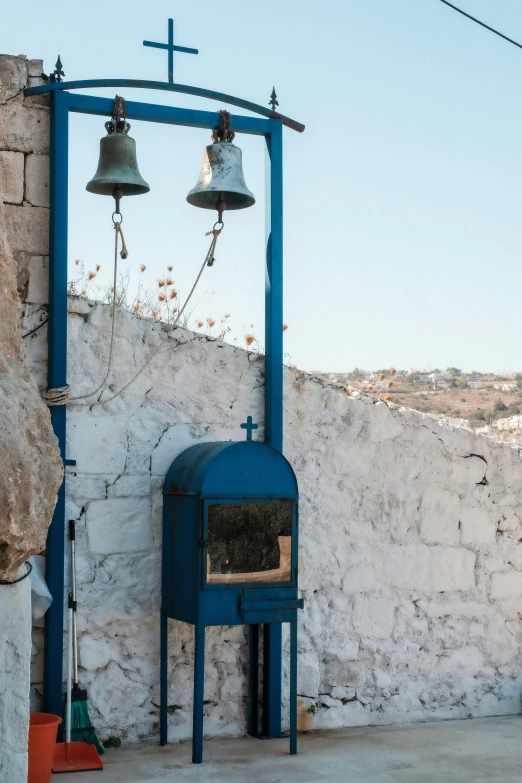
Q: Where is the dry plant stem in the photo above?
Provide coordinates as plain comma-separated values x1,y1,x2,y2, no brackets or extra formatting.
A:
70,228,220,408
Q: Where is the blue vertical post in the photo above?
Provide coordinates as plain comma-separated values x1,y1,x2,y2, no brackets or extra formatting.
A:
262,119,284,737
289,620,298,754
247,624,260,736
44,89,69,718
192,623,205,763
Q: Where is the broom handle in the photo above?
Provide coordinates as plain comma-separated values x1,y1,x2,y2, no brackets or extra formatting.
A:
69,520,79,686
66,601,73,743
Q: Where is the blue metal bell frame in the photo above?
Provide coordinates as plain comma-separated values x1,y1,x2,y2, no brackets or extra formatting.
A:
23,76,304,754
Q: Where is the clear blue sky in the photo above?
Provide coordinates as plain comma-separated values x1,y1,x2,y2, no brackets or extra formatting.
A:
4,0,522,374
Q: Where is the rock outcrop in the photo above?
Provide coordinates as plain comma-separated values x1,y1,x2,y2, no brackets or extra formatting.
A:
0,204,62,580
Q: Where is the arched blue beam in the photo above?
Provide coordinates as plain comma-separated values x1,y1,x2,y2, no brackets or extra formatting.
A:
24,79,305,134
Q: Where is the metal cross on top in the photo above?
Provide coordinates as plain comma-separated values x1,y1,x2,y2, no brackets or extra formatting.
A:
143,18,198,84
241,416,259,441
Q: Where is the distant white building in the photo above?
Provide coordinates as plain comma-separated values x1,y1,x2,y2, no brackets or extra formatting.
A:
495,415,522,431
429,373,453,384
467,376,484,389
493,383,518,392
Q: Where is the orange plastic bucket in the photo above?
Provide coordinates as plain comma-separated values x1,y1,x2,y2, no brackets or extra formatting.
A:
28,712,62,783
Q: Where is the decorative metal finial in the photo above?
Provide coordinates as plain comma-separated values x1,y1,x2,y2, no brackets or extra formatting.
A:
269,87,279,113
49,56,65,83
143,18,198,84
240,416,259,441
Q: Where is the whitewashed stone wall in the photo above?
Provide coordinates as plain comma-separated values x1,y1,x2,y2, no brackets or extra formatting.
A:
22,298,522,741
0,575,32,783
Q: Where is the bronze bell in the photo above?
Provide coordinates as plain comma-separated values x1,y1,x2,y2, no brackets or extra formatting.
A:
86,97,149,210
187,110,254,217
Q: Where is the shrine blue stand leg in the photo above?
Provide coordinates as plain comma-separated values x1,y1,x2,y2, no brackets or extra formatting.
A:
262,623,282,736
160,608,168,746
193,624,206,764
248,625,260,736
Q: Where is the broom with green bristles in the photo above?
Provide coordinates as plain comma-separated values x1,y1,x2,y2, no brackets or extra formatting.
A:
64,519,104,756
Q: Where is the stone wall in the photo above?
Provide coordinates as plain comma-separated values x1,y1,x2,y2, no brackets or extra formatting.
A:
22,298,522,742
0,54,62,783
0,54,49,304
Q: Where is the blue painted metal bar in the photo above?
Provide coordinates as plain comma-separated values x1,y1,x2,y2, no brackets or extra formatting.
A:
290,620,298,754
247,625,260,736
66,93,270,137
264,119,284,452
262,118,285,738
262,624,283,737
192,624,205,763
43,89,69,718
23,79,305,133
160,609,168,745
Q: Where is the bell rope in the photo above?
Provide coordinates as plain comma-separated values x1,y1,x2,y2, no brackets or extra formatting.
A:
66,223,222,408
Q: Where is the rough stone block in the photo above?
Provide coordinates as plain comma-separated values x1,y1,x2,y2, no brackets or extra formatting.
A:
342,565,376,594
107,474,150,498
0,151,24,204
0,99,50,153
366,402,404,442
25,256,48,304
297,649,321,698
420,487,461,545
78,634,116,672
86,498,152,555
27,59,43,78
0,55,27,103
460,507,496,546
150,423,209,477
491,572,522,600
385,545,476,592
450,456,487,485
25,154,49,207
352,595,395,639
437,645,484,677
67,414,127,475
498,511,520,532
3,205,48,255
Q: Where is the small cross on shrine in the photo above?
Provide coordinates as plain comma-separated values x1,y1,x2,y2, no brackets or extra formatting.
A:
143,18,198,84
240,416,259,441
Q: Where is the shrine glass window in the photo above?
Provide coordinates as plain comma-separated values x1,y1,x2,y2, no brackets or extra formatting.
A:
206,501,293,584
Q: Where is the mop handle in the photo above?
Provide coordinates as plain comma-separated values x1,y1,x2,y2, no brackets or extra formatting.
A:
66,601,73,744
69,520,79,686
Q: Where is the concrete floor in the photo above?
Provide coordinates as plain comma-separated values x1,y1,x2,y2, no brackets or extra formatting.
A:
54,716,522,783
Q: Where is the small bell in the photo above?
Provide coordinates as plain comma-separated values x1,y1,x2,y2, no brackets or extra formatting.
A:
187,110,255,218
86,96,149,212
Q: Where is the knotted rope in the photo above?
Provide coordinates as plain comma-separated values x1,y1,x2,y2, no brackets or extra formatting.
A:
41,219,127,407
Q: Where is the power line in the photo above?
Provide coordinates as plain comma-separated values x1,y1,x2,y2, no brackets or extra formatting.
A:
439,0,522,51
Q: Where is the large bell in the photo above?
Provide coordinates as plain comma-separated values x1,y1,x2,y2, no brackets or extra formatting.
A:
186,141,255,212
86,121,150,199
